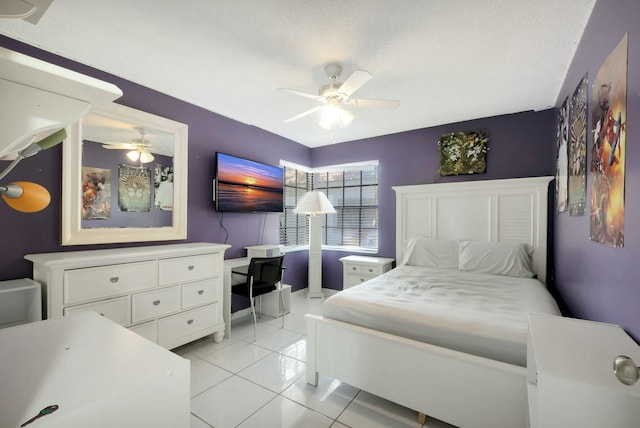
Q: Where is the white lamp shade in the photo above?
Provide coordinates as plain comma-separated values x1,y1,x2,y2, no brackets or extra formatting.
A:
294,191,336,215
139,150,155,163
127,150,139,161
319,105,354,130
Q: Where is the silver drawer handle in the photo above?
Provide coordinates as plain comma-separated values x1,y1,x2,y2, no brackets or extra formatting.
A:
367,268,374,273
188,265,195,271
359,278,365,282
351,266,357,271
110,277,119,283
198,290,204,295
153,300,161,306
187,319,194,325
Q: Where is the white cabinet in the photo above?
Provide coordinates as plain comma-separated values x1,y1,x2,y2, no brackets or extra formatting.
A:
25,242,230,349
0,312,190,428
339,255,394,289
259,284,291,318
0,278,42,328
527,313,640,428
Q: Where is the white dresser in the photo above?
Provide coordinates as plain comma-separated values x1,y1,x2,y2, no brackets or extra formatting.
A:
527,313,640,428
339,255,394,289
25,242,230,349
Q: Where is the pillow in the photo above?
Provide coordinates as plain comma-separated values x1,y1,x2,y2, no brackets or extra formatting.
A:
400,237,459,269
458,240,534,278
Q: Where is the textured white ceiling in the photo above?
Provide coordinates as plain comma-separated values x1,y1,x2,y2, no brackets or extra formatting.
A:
0,0,595,147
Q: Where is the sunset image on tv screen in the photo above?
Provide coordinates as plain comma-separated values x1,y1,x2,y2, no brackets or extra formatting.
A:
216,153,283,212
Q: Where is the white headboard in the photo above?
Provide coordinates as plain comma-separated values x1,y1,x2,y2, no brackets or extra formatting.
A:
393,176,553,284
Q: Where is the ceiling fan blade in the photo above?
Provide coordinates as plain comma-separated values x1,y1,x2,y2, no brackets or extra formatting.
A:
283,105,324,123
101,143,137,149
278,88,324,102
146,146,172,156
346,98,400,109
338,70,372,98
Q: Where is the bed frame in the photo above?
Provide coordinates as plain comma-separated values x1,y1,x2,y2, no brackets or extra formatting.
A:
306,176,553,428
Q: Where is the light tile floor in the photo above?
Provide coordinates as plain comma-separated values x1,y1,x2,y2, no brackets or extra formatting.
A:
174,291,455,428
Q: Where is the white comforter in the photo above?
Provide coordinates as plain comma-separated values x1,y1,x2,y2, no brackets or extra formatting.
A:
322,265,561,366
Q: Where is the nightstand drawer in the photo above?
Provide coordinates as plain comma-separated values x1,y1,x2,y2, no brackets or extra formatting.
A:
182,278,218,309
158,304,217,346
64,296,130,326
344,274,371,289
64,261,156,305
340,255,395,291
132,286,180,323
158,254,220,285
346,263,384,276
345,263,363,274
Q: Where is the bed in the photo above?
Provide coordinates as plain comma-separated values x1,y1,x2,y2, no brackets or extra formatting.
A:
305,176,558,428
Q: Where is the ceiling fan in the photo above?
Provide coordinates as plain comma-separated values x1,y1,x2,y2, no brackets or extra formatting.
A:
101,127,160,164
279,64,399,130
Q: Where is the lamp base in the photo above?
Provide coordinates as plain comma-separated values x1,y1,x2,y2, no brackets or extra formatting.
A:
307,290,324,299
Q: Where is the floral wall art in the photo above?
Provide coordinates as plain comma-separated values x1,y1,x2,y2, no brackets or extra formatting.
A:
438,130,488,176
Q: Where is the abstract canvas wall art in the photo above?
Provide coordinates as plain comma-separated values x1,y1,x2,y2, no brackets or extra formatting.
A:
590,34,627,248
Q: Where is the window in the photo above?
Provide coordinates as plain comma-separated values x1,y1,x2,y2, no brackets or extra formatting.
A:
279,161,379,251
279,167,309,247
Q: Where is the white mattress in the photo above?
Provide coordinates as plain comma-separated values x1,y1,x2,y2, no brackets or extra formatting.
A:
322,265,561,366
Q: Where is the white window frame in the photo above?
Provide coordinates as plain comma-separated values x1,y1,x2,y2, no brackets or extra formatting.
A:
279,160,379,254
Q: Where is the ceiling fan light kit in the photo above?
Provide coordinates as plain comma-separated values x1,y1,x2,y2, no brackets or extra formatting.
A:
280,63,399,130
103,127,156,164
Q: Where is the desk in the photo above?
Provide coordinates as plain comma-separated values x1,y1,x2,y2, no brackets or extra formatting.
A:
0,312,190,427
222,245,284,338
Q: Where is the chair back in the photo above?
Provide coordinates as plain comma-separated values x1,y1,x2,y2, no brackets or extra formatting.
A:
247,256,285,286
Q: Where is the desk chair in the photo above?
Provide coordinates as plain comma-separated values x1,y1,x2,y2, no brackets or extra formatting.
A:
231,256,286,341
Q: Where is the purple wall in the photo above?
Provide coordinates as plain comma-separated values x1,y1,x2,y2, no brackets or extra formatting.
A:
553,0,640,340
0,35,555,315
0,36,310,294
313,111,555,292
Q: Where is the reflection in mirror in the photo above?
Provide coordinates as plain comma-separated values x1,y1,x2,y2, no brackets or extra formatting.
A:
62,103,188,245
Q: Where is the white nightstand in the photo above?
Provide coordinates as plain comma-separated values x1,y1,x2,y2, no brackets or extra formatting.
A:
339,255,394,289
527,313,640,428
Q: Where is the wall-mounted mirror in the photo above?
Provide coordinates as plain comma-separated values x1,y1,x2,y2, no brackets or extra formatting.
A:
62,103,188,245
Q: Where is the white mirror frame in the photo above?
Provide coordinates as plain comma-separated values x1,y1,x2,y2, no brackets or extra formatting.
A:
62,103,188,245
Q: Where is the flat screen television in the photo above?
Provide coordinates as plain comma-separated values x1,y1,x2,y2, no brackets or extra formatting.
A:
214,152,284,212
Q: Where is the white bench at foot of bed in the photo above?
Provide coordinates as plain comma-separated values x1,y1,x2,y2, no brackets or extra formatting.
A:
306,314,528,428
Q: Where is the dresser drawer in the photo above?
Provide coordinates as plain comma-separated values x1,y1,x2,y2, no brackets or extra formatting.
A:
64,296,130,326
131,286,180,323
158,254,220,285
129,320,157,343
64,261,156,305
158,304,218,346
182,278,218,309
